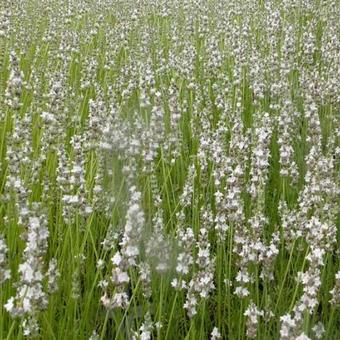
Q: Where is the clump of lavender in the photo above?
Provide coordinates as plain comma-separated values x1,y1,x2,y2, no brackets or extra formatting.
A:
5,205,49,336
171,224,195,291
183,228,215,318
100,185,145,309
277,100,299,183
280,219,336,338
120,186,145,266
4,51,24,112
248,112,273,202
60,134,93,224
0,0,339,339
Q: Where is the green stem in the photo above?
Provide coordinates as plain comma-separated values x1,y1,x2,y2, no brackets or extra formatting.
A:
275,240,296,313
165,291,178,340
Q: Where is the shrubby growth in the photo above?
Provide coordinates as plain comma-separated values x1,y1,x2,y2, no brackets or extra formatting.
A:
0,0,339,339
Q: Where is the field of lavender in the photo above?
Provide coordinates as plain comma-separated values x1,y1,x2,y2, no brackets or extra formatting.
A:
0,0,339,339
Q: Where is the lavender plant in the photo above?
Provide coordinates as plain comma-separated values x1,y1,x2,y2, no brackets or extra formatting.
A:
0,0,339,339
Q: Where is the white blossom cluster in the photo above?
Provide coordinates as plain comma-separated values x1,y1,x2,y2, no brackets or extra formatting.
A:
0,235,10,283
100,186,145,309
5,206,59,336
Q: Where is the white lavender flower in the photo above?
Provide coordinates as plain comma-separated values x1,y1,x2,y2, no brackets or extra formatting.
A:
47,258,60,293
244,301,264,338
0,235,11,283
330,271,340,306
210,327,221,340
132,312,154,340
5,207,49,335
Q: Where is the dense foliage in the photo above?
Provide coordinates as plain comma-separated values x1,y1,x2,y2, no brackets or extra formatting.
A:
0,0,339,339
